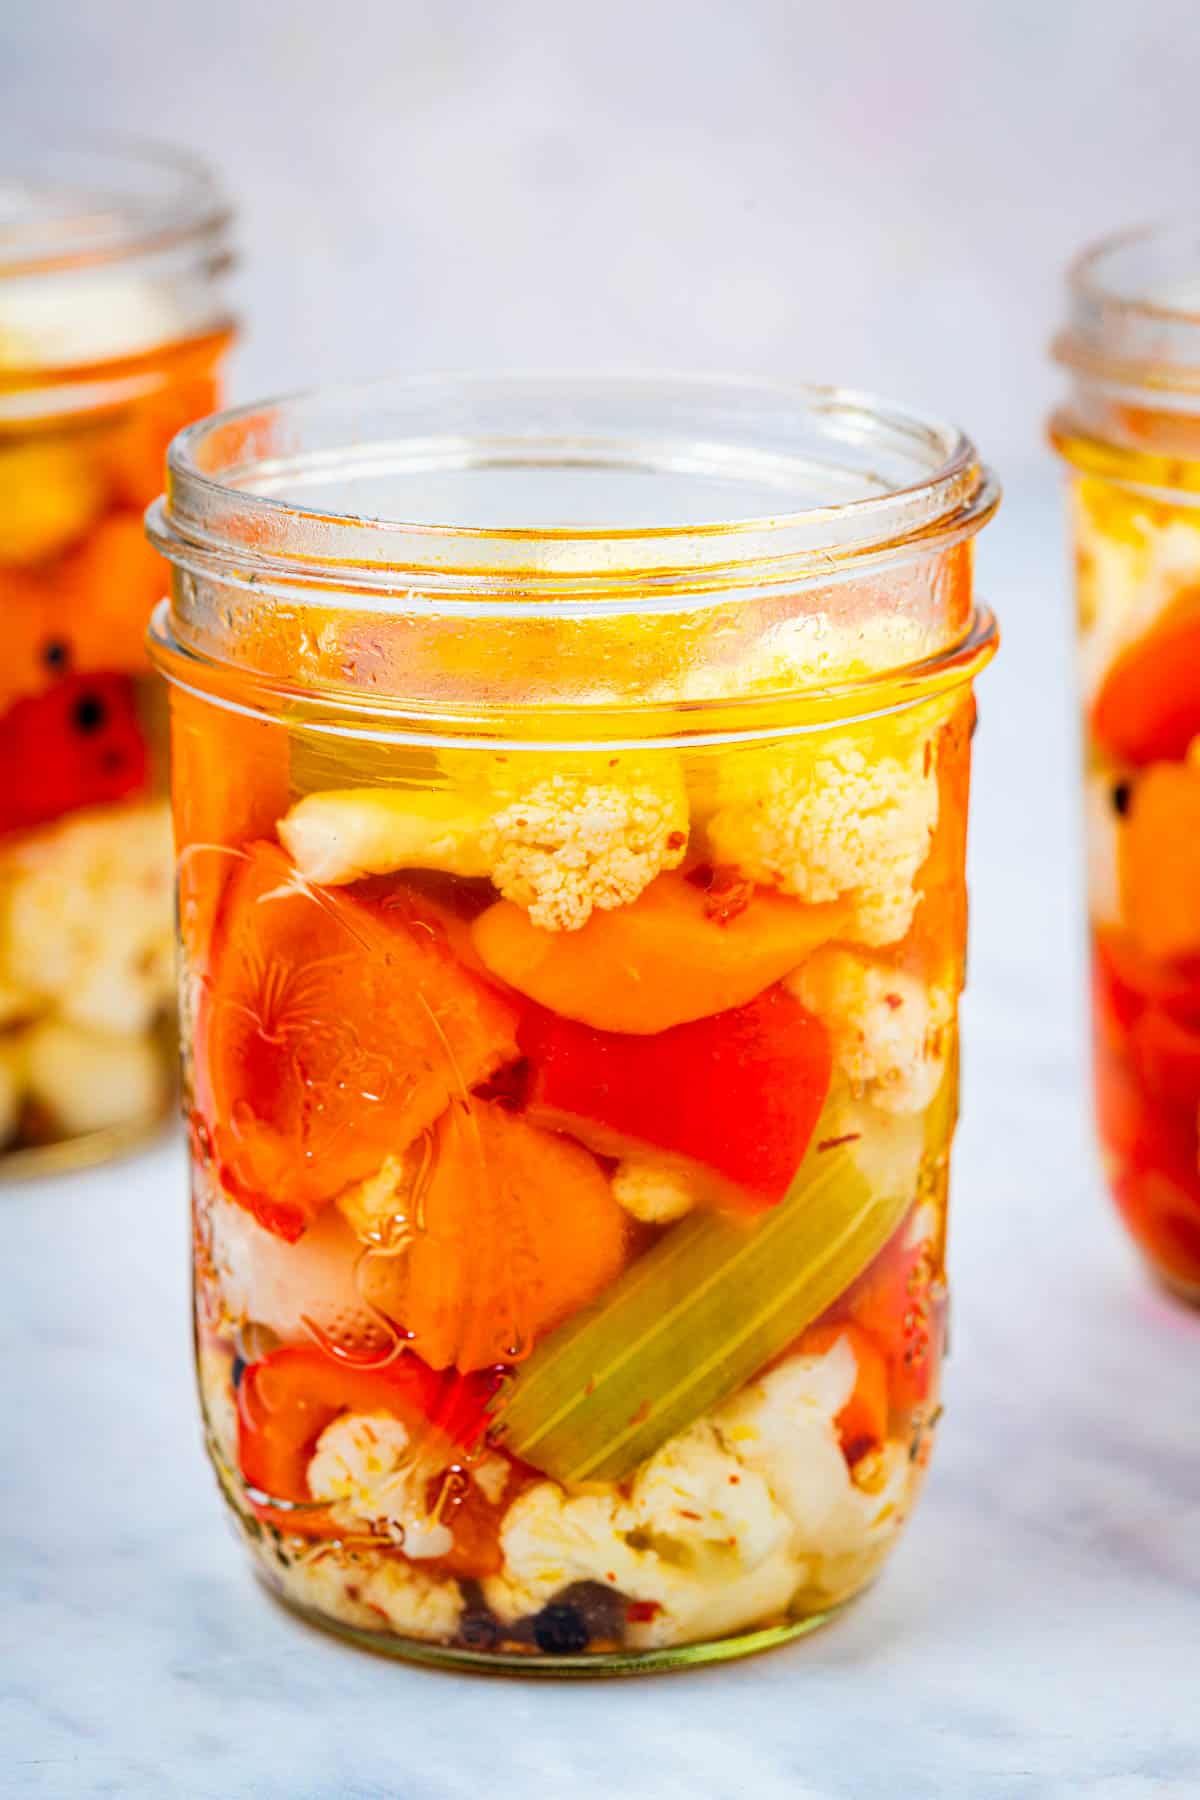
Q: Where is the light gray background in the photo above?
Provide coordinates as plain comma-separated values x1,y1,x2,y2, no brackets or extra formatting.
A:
8,0,1200,472
3,4,1200,1797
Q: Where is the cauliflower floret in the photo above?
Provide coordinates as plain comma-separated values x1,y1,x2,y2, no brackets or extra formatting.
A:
715,1338,909,1598
0,273,183,370
483,1485,661,1623
307,1411,512,1562
279,752,689,932
791,948,952,1115
0,801,175,1034
484,1424,797,1651
24,1018,166,1137
269,1542,464,1641
707,723,938,948
650,611,937,704
627,1419,793,1573
610,1156,698,1224
207,1189,388,1353
486,767,688,932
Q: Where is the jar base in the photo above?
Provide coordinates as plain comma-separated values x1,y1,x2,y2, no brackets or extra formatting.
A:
0,1105,172,1182
254,1565,851,1678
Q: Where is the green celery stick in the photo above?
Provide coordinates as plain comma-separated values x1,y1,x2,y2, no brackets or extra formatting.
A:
489,1111,917,1484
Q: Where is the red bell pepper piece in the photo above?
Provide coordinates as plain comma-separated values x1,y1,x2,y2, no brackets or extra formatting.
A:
236,1345,505,1574
520,984,832,1211
1091,587,1200,765
827,1206,945,1422
0,671,148,836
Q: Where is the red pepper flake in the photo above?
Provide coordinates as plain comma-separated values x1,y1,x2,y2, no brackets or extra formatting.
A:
884,992,904,1011
626,1600,662,1624
817,1132,862,1151
677,1509,702,1521
923,739,933,776
685,862,754,923
665,830,686,850
628,1399,652,1427
606,1571,618,1584
584,1377,597,1398
728,1474,741,1485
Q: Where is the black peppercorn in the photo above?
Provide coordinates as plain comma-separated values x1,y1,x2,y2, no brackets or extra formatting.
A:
1112,780,1132,817
533,1601,590,1655
459,1608,500,1651
41,638,70,672
72,692,107,734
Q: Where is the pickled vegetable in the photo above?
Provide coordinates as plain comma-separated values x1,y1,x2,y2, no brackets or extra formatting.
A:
489,1127,912,1483
472,869,847,1034
521,985,832,1209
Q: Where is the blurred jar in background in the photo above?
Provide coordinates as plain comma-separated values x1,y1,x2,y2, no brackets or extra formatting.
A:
1053,224,1200,1300
0,140,234,1172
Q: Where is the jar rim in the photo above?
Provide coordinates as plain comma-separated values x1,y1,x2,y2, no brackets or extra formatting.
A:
0,133,231,279
149,370,998,601
1054,219,1200,394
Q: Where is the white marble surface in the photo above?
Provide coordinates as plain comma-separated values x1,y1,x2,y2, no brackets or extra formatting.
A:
3,479,1199,1798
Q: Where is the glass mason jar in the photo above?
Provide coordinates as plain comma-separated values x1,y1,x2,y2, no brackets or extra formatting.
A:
1053,225,1200,1301
0,138,234,1172
148,375,998,1673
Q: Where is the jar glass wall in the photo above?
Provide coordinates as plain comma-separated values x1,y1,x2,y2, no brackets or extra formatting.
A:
0,138,234,1171
149,375,998,1672
1053,225,1200,1300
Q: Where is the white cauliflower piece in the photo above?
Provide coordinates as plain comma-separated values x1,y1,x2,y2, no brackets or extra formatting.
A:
715,1338,909,1597
484,1429,798,1652
483,1485,661,1624
486,767,688,932
1072,482,1200,701
269,1542,464,1641
650,611,936,704
280,752,689,932
207,1189,388,1353
791,947,952,1115
24,1018,167,1136
307,1411,512,1562
0,273,184,369
610,1156,698,1224
626,1419,793,1573
0,801,175,1035
708,725,938,948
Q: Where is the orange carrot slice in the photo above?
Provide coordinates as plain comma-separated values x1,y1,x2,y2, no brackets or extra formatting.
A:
1120,762,1200,963
358,1097,631,1373
472,868,847,1034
